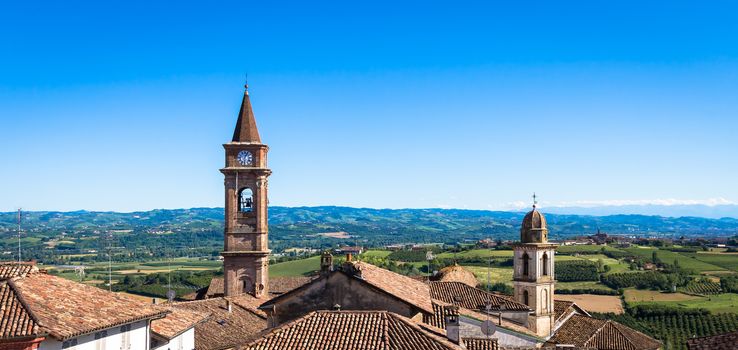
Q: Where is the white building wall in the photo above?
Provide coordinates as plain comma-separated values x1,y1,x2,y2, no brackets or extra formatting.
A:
38,320,150,350
151,328,195,350
459,316,539,348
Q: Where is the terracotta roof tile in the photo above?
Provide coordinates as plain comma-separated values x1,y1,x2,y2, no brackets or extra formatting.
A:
547,314,660,350
11,273,167,340
429,282,529,312
242,310,465,350
205,277,225,298
269,276,315,295
345,262,434,314
151,308,209,340
0,281,41,339
204,276,314,299
0,262,37,280
173,297,267,350
687,330,738,350
462,338,499,350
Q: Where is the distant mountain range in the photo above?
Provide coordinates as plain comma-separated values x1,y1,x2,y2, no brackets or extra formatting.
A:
540,204,738,219
1,207,737,251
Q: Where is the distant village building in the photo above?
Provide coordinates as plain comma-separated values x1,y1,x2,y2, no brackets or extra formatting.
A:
333,246,364,255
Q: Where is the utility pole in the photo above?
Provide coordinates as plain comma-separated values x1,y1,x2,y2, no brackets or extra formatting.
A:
105,231,113,291
16,209,21,264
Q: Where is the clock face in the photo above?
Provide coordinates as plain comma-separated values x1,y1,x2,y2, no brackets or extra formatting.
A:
237,150,253,166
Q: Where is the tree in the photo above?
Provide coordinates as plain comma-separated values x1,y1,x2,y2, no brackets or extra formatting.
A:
652,251,661,264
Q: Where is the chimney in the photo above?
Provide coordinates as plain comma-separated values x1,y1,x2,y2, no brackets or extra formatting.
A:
346,253,353,262
444,306,461,345
226,299,232,313
321,251,334,274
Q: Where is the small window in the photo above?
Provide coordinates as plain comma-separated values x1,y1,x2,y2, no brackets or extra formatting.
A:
522,252,530,276
523,290,529,306
542,253,550,276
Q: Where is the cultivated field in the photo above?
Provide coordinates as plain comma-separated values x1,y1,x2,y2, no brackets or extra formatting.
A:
462,266,514,285
624,289,702,302
555,294,624,314
622,247,726,272
436,249,513,259
270,255,321,277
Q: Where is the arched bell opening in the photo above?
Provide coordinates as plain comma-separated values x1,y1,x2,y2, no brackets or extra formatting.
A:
239,188,254,213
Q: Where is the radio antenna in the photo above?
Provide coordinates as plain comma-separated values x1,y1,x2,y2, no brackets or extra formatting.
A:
16,209,22,264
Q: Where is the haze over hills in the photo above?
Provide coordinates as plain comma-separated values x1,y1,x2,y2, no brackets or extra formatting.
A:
541,204,738,219
1,206,737,253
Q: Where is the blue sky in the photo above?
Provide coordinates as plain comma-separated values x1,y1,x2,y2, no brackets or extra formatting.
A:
1,1,738,212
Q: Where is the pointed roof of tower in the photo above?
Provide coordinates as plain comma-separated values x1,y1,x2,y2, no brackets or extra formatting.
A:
231,84,262,143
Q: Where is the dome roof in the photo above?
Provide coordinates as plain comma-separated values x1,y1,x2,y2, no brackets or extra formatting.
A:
520,207,549,243
436,264,478,287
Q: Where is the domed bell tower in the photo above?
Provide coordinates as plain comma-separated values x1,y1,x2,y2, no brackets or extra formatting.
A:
221,84,272,298
513,194,557,337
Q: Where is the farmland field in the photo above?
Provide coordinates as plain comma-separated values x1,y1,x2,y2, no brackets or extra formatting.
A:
625,289,738,313
622,247,725,272
362,250,392,258
436,249,513,259
557,281,614,291
557,245,624,254
624,289,701,303
686,253,738,272
555,294,623,314
270,255,321,277
462,266,514,285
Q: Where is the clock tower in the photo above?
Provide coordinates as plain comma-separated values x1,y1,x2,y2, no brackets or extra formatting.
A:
221,84,272,298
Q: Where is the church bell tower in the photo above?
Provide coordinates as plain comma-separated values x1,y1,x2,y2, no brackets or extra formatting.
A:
513,195,557,337
221,83,271,298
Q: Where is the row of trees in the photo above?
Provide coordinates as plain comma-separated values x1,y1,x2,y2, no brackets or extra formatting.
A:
555,260,600,282
601,271,689,291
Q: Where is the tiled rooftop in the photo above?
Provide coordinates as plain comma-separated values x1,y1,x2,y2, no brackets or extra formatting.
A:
429,282,529,312
344,261,434,314
546,314,661,350
172,297,267,350
11,272,167,340
203,276,315,299
0,281,41,339
687,330,738,350
0,262,37,280
462,338,499,350
242,310,466,350
151,308,209,340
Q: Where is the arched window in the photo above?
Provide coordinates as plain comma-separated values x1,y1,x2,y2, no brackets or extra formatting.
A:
542,252,549,276
542,289,548,311
239,188,253,212
523,290,529,306
522,252,530,277
241,275,253,293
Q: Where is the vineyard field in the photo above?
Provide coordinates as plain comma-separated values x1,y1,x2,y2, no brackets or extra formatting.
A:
681,280,722,295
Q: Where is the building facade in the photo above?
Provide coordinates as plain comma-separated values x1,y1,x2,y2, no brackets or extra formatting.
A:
221,84,272,298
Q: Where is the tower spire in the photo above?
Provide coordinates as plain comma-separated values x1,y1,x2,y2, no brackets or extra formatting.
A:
532,193,538,209
232,82,261,143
